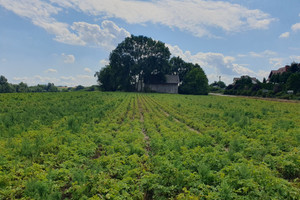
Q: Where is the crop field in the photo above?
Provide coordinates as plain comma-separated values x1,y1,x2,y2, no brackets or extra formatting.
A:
0,92,299,199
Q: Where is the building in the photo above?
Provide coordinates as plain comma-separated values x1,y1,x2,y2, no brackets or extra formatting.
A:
267,65,290,81
137,75,179,94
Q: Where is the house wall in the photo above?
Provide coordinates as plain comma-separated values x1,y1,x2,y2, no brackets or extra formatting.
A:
145,84,178,94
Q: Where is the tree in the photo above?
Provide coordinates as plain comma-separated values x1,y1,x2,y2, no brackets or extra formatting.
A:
0,75,7,85
95,35,171,91
263,78,267,84
46,83,58,92
179,65,208,95
75,85,85,91
95,35,209,95
287,73,300,93
95,65,117,91
0,75,14,93
288,62,300,73
16,82,29,93
210,81,226,88
169,56,193,81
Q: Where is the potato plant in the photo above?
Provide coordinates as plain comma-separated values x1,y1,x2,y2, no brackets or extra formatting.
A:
0,92,299,199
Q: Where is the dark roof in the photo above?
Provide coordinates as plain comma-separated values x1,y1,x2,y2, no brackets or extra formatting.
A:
268,66,290,78
165,75,179,84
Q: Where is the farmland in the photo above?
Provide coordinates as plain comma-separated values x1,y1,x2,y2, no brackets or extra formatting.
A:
0,92,299,199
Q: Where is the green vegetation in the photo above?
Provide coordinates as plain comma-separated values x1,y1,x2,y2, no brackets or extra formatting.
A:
0,92,299,199
225,62,300,99
95,35,208,95
0,75,100,93
0,76,59,93
209,81,226,93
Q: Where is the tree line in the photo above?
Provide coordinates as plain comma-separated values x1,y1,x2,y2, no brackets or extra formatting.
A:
0,76,59,93
0,75,99,93
95,35,209,95
224,62,300,99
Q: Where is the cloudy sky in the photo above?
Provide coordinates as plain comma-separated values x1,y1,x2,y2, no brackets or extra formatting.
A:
1,0,300,86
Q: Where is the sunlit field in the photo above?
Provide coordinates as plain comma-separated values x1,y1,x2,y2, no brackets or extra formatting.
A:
0,92,299,199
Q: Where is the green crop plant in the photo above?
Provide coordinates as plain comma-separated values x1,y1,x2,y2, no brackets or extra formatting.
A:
0,92,299,199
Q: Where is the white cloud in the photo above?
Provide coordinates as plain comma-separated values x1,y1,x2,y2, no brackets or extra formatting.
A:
269,57,284,68
167,44,270,84
247,50,277,58
59,75,95,86
99,59,109,67
13,75,60,85
13,77,28,82
0,0,130,49
167,44,238,75
84,67,92,73
60,76,75,81
77,75,93,79
237,54,247,58
279,32,290,38
13,74,96,86
70,21,130,49
291,23,300,32
62,53,75,63
1,58,7,62
75,75,95,86
290,55,300,62
3,0,275,40
0,0,84,46
45,68,57,73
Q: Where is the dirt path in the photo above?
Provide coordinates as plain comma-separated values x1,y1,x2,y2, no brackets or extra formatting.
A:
137,95,151,156
209,93,300,103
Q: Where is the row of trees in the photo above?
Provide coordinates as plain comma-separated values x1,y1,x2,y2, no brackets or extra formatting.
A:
95,35,209,95
224,62,300,99
268,62,300,93
0,75,101,93
0,75,59,93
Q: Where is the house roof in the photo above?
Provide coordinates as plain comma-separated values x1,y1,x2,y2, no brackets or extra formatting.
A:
268,65,290,78
165,75,179,84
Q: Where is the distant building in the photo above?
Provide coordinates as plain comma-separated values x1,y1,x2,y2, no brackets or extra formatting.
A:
233,75,258,84
267,65,290,81
137,75,179,94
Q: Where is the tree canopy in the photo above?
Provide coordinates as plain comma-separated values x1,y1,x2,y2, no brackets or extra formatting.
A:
95,35,208,95
95,35,171,91
179,65,209,95
0,75,59,93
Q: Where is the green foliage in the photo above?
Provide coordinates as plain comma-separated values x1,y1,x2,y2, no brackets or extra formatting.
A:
0,92,299,199
179,66,209,95
95,36,209,95
287,73,300,93
224,62,300,99
209,81,226,93
0,75,60,93
95,35,171,91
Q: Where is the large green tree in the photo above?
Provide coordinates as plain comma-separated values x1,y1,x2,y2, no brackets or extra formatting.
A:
96,35,171,91
96,35,209,95
287,73,300,93
169,56,194,81
179,65,209,95
0,75,14,93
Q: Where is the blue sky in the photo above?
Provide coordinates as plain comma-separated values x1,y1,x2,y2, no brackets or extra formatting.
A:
0,0,300,86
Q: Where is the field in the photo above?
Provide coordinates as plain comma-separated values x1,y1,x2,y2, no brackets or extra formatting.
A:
0,92,299,199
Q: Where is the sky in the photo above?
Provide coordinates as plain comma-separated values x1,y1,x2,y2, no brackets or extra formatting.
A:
0,0,300,86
